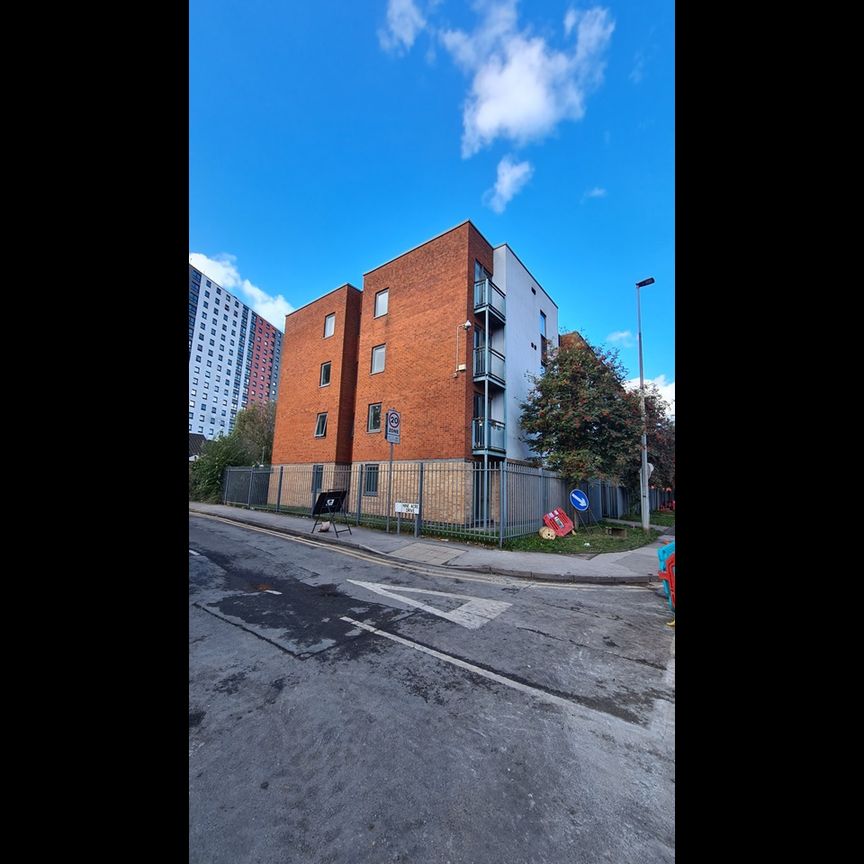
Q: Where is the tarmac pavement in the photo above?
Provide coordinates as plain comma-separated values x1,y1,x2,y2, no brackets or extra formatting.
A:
189,503,674,584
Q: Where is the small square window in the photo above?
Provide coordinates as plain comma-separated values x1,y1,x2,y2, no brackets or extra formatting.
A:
367,403,382,432
320,362,332,386
315,413,328,437
324,313,335,338
371,343,386,374
374,289,389,318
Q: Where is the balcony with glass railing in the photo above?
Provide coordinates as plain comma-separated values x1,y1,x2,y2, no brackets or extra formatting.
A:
473,278,506,321
473,345,506,386
472,417,506,454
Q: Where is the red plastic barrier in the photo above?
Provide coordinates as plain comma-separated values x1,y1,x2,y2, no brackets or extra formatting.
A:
658,552,675,610
543,507,575,537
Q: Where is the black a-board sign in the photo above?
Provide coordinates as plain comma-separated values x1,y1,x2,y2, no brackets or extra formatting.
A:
311,489,352,536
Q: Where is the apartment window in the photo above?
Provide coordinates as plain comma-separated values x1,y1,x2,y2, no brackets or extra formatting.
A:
374,289,389,318
195,355,201,363
191,388,197,396
323,313,335,338
367,403,382,432
314,412,328,437
363,464,379,496
540,311,547,337
311,464,324,494
194,366,200,374
198,426,204,433
206,281,211,288
371,343,386,374
192,377,198,385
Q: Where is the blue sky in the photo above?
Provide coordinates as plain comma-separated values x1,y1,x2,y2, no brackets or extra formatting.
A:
190,0,674,414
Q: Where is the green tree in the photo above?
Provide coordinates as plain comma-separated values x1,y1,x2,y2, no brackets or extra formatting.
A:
189,402,277,502
189,434,252,502
520,337,642,481
232,401,276,465
623,384,675,492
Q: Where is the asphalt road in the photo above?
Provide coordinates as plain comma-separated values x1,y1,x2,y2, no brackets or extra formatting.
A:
189,513,675,864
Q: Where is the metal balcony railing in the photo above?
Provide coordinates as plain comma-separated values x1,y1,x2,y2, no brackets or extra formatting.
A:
473,278,506,320
472,417,506,453
473,346,506,384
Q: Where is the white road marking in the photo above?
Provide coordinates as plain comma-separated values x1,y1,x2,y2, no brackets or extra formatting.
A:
340,616,576,710
263,589,282,595
189,549,201,556
347,579,510,629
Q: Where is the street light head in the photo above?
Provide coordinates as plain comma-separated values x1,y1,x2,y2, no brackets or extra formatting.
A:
636,277,655,288
463,320,472,330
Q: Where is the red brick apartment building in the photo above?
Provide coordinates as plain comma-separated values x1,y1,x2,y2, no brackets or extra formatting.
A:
270,221,559,512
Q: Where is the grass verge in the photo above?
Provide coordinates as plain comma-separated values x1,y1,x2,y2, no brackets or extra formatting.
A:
504,523,663,555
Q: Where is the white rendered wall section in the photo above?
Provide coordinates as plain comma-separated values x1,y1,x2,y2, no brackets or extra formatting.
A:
492,246,558,461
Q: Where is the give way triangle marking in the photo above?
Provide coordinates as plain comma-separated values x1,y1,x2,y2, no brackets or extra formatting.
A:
346,580,511,630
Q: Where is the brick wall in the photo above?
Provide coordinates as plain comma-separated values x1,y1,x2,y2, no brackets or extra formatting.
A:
271,285,362,464
352,222,494,463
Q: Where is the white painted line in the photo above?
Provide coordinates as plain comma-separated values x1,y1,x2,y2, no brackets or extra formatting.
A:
189,549,201,556
340,616,575,710
347,579,510,629
263,589,282,595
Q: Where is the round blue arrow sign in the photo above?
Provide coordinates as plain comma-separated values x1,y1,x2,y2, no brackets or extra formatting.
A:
570,489,589,511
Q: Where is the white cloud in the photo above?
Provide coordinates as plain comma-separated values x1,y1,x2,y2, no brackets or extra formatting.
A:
379,0,426,54
483,155,533,213
189,252,294,330
625,374,675,419
583,186,606,201
441,2,614,157
607,329,633,347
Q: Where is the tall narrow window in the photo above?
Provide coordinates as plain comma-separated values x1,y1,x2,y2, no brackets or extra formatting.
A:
374,289,389,318
540,311,548,366
324,313,335,338
364,465,379,496
371,344,386,374
315,413,328,437
367,403,382,432
311,464,324,494
320,361,331,386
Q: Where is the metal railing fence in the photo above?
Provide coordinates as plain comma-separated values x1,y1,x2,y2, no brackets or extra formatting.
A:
221,461,646,547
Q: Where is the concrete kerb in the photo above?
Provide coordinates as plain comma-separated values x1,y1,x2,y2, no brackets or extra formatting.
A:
189,504,654,585
189,506,386,558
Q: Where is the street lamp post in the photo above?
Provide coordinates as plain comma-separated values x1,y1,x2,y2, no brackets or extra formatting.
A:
636,277,655,532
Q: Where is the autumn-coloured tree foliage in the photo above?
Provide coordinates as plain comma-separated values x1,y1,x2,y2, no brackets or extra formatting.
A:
520,336,642,482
